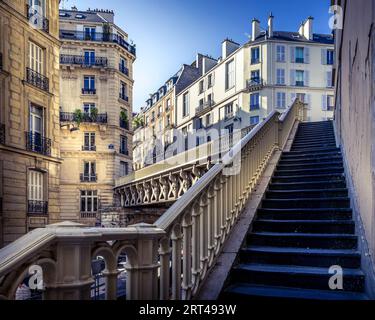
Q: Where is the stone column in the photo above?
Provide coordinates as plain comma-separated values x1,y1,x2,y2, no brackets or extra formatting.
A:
102,270,120,300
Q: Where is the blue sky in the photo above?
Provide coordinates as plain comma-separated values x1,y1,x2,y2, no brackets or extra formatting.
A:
60,0,333,111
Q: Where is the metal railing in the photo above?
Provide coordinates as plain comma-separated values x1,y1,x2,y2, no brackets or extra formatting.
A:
82,145,96,152
26,68,49,92
60,54,108,67
119,64,129,76
119,119,130,130
59,30,136,56
120,148,129,156
82,88,96,95
119,93,129,102
28,200,48,215
246,78,264,91
195,100,215,116
0,100,305,301
80,174,98,183
26,4,49,33
60,112,108,124
0,123,5,144
25,132,51,156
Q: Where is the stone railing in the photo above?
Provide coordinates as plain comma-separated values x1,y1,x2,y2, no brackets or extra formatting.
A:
0,100,304,300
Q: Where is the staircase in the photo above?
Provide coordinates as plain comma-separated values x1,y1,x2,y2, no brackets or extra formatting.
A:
221,121,368,300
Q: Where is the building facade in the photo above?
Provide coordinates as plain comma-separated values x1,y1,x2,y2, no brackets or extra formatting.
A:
176,15,335,149
58,8,135,225
0,0,61,246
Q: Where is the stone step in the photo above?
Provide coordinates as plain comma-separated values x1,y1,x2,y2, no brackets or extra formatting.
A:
231,263,365,292
240,246,361,268
257,208,353,220
271,173,345,183
273,166,344,176
248,232,358,249
291,142,337,150
222,283,368,300
265,188,348,199
283,147,340,155
278,155,343,165
268,180,347,190
276,161,343,170
261,197,350,209
281,150,342,160
252,219,355,234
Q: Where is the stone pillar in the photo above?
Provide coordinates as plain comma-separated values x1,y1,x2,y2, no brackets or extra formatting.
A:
102,270,120,300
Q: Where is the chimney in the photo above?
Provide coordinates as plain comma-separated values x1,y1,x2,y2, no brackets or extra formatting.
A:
251,18,260,41
299,16,314,40
222,39,240,60
268,13,274,38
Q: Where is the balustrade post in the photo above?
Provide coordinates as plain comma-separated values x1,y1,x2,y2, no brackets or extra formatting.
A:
182,213,193,300
159,237,171,300
171,228,182,300
102,270,120,300
199,194,209,280
191,202,201,293
207,185,216,264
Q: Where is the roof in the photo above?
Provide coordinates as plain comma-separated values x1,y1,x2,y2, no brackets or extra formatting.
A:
59,9,114,24
252,31,334,44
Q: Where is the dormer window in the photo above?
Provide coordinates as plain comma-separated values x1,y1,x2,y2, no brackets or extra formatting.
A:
76,14,85,19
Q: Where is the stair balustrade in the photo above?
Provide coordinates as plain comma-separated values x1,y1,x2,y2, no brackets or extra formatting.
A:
0,100,305,300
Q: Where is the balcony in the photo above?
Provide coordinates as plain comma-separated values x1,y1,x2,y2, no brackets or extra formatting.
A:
250,104,260,111
26,68,49,92
119,119,130,130
119,93,129,102
26,4,49,33
195,100,215,117
327,105,335,112
120,148,129,156
295,81,304,87
25,132,51,156
60,112,108,124
246,78,264,92
59,30,136,56
224,112,234,121
82,88,96,95
119,64,129,76
295,57,304,63
80,173,97,183
82,145,96,152
60,54,108,67
251,58,260,65
0,123,4,144
80,212,98,219
28,200,48,215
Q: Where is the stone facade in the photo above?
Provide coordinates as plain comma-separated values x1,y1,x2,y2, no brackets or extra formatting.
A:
0,0,61,246
58,9,135,226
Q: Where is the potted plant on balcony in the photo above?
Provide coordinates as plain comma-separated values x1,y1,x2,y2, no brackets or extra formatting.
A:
90,107,98,122
120,110,128,127
73,109,83,127
132,116,144,129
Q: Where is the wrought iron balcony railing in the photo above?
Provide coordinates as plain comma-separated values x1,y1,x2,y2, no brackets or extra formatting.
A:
60,54,108,67
119,93,129,102
26,68,49,92
119,119,130,130
25,132,51,156
119,64,129,76
246,78,264,91
60,112,108,124
250,104,260,111
120,148,129,156
26,4,49,33
195,100,215,116
59,30,136,56
80,212,98,219
80,173,97,183
0,123,5,144
295,81,305,87
82,88,96,95
224,112,234,121
28,200,48,215
82,145,96,152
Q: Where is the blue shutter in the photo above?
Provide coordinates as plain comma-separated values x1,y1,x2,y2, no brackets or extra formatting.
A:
321,49,327,65
290,69,295,86
322,94,327,111
304,47,310,64
304,70,310,86
290,46,295,62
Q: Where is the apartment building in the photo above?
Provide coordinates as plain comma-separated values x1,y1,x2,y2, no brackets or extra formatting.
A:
0,0,61,246
58,8,135,225
133,62,203,169
176,15,335,149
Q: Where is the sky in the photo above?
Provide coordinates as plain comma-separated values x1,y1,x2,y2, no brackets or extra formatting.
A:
59,0,333,111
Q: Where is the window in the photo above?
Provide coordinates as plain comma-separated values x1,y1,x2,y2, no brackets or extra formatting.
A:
84,26,96,41
83,103,95,115
30,104,43,135
120,161,129,176
158,105,162,116
326,71,333,87
199,98,204,107
84,50,95,66
199,80,204,94
182,92,189,117
83,76,95,93
224,103,233,119
196,118,203,130
207,74,213,88
327,95,335,111
327,50,334,65
225,124,234,146
250,93,260,110
251,47,260,64
276,69,285,85
295,47,304,63
83,132,95,151
120,81,128,100
207,93,213,105
296,93,306,103
251,70,260,83
166,115,171,126
276,92,286,109
206,114,211,126
80,190,98,213
120,135,128,155
120,56,127,68
28,170,44,202
225,59,235,90
29,41,44,74
83,161,96,181
182,126,188,151
295,70,304,86
166,99,171,110
276,45,285,62
250,116,260,125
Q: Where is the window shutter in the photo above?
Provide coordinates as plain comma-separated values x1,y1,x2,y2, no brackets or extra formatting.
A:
322,94,327,110
306,94,311,109
304,47,310,64
304,70,310,86
321,49,327,65
290,46,295,63
326,71,332,87
290,93,296,105
290,69,295,86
